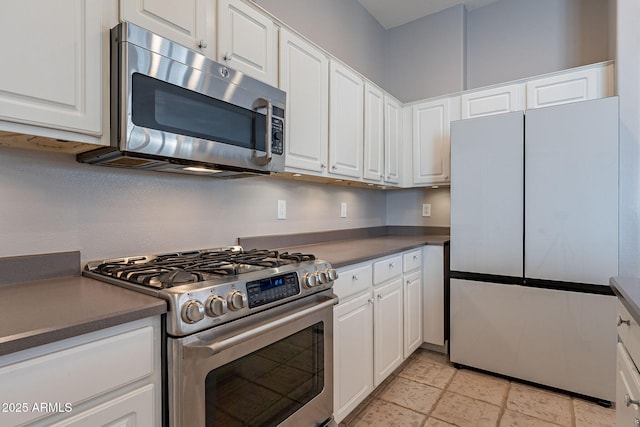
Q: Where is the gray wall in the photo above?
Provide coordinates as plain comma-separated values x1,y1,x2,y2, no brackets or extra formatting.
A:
386,188,451,227
0,148,386,264
385,5,466,102
256,0,386,87
467,0,612,89
616,0,640,277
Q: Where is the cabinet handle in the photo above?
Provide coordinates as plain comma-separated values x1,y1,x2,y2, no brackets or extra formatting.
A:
352,274,360,281
377,294,384,301
198,40,208,49
388,262,395,269
406,279,411,285
368,299,373,305
626,394,640,407
224,52,233,62
321,163,327,169
332,165,337,170
618,315,631,327
413,255,418,260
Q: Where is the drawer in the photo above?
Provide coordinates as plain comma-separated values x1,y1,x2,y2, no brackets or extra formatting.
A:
373,255,402,285
618,300,640,363
403,250,422,273
617,342,640,425
334,264,372,300
0,325,155,426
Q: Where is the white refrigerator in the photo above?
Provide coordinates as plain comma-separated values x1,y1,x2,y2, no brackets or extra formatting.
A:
449,97,618,401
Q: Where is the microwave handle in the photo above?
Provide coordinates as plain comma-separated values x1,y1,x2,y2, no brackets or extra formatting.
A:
253,98,273,165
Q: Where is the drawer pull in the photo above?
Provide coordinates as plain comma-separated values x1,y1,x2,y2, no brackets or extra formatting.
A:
618,315,631,327
377,294,384,301
368,299,373,305
625,394,640,407
388,262,395,269
352,274,360,281
413,255,418,260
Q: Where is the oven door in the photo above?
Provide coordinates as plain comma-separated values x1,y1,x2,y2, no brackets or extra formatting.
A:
168,290,337,427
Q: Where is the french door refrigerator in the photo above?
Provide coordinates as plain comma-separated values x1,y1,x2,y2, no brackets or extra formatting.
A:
449,97,618,401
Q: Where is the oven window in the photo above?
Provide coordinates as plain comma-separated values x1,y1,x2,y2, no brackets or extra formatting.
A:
131,73,266,151
205,322,324,427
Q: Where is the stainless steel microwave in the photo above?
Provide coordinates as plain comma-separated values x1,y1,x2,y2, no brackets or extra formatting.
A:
78,22,286,178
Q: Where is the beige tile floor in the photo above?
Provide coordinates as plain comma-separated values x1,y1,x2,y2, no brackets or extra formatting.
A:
339,349,615,427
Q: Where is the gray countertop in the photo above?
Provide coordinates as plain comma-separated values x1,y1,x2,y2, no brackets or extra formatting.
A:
611,276,640,324
279,235,450,269
0,275,166,357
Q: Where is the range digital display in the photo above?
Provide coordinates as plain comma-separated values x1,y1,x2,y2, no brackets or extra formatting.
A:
246,273,300,308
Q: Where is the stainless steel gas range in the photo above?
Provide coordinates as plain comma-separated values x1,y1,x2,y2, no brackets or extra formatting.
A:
84,247,338,427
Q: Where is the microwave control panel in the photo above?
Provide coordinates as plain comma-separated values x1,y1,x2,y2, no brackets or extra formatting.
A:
271,106,284,155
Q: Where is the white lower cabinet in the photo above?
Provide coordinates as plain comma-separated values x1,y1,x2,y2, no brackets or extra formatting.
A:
403,270,422,357
333,247,432,422
0,317,161,427
423,245,445,346
617,300,640,426
373,278,404,386
333,291,373,423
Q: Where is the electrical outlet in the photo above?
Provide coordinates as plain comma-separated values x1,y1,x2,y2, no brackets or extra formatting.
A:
340,202,347,218
422,203,431,217
277,200,286,220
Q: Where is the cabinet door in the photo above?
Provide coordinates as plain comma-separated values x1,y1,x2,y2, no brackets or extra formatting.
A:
329,60,364,179
334,292,373,423
49,385,155,427
423,245,444,346
384,95,402,184
363,83,384,182
373,279,404,386
279,29,329,173
526,63,613,109
121,0,211,55
460,84,525,119
217,0,277,85
412,98,451,185
0,0,103,135
617,343,640,427
403,270,422,357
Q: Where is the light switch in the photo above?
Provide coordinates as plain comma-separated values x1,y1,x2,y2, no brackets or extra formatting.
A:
422,203,431,217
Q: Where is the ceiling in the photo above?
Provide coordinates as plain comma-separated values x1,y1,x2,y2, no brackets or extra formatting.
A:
357,0,501,29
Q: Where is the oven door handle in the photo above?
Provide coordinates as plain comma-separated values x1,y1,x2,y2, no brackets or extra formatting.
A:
186,295,337,358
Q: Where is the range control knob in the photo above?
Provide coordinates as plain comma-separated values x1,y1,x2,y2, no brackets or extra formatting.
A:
302,272,318,288
227,290,248,311
324,268,338,281
181,300,205,324
206,295,228,317
316,271,329,284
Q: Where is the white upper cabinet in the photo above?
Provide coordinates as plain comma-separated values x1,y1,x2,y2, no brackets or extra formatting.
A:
460,84,525,119
121,0,212,55
280,29,329,173
363,83,385,182
526,62,614,109
0,0,106,139
412,97,455,185
329,60,364,179
217,0,278,85
384,95,402,185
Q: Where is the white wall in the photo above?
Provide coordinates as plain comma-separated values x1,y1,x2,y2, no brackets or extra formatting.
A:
256,0,386,87
0,148,386,264
385,5,466,102
616,0,640,277
467,0,612,89
386,188,451,227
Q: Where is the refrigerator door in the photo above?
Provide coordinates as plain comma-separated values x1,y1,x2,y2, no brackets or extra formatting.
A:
524,97,618,285
450,111,524,277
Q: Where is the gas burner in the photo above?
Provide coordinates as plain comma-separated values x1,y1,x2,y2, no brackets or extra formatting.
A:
280,252,316,262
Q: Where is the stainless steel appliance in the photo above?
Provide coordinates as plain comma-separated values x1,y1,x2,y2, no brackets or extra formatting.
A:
78,22,286,178
84,247,338,426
